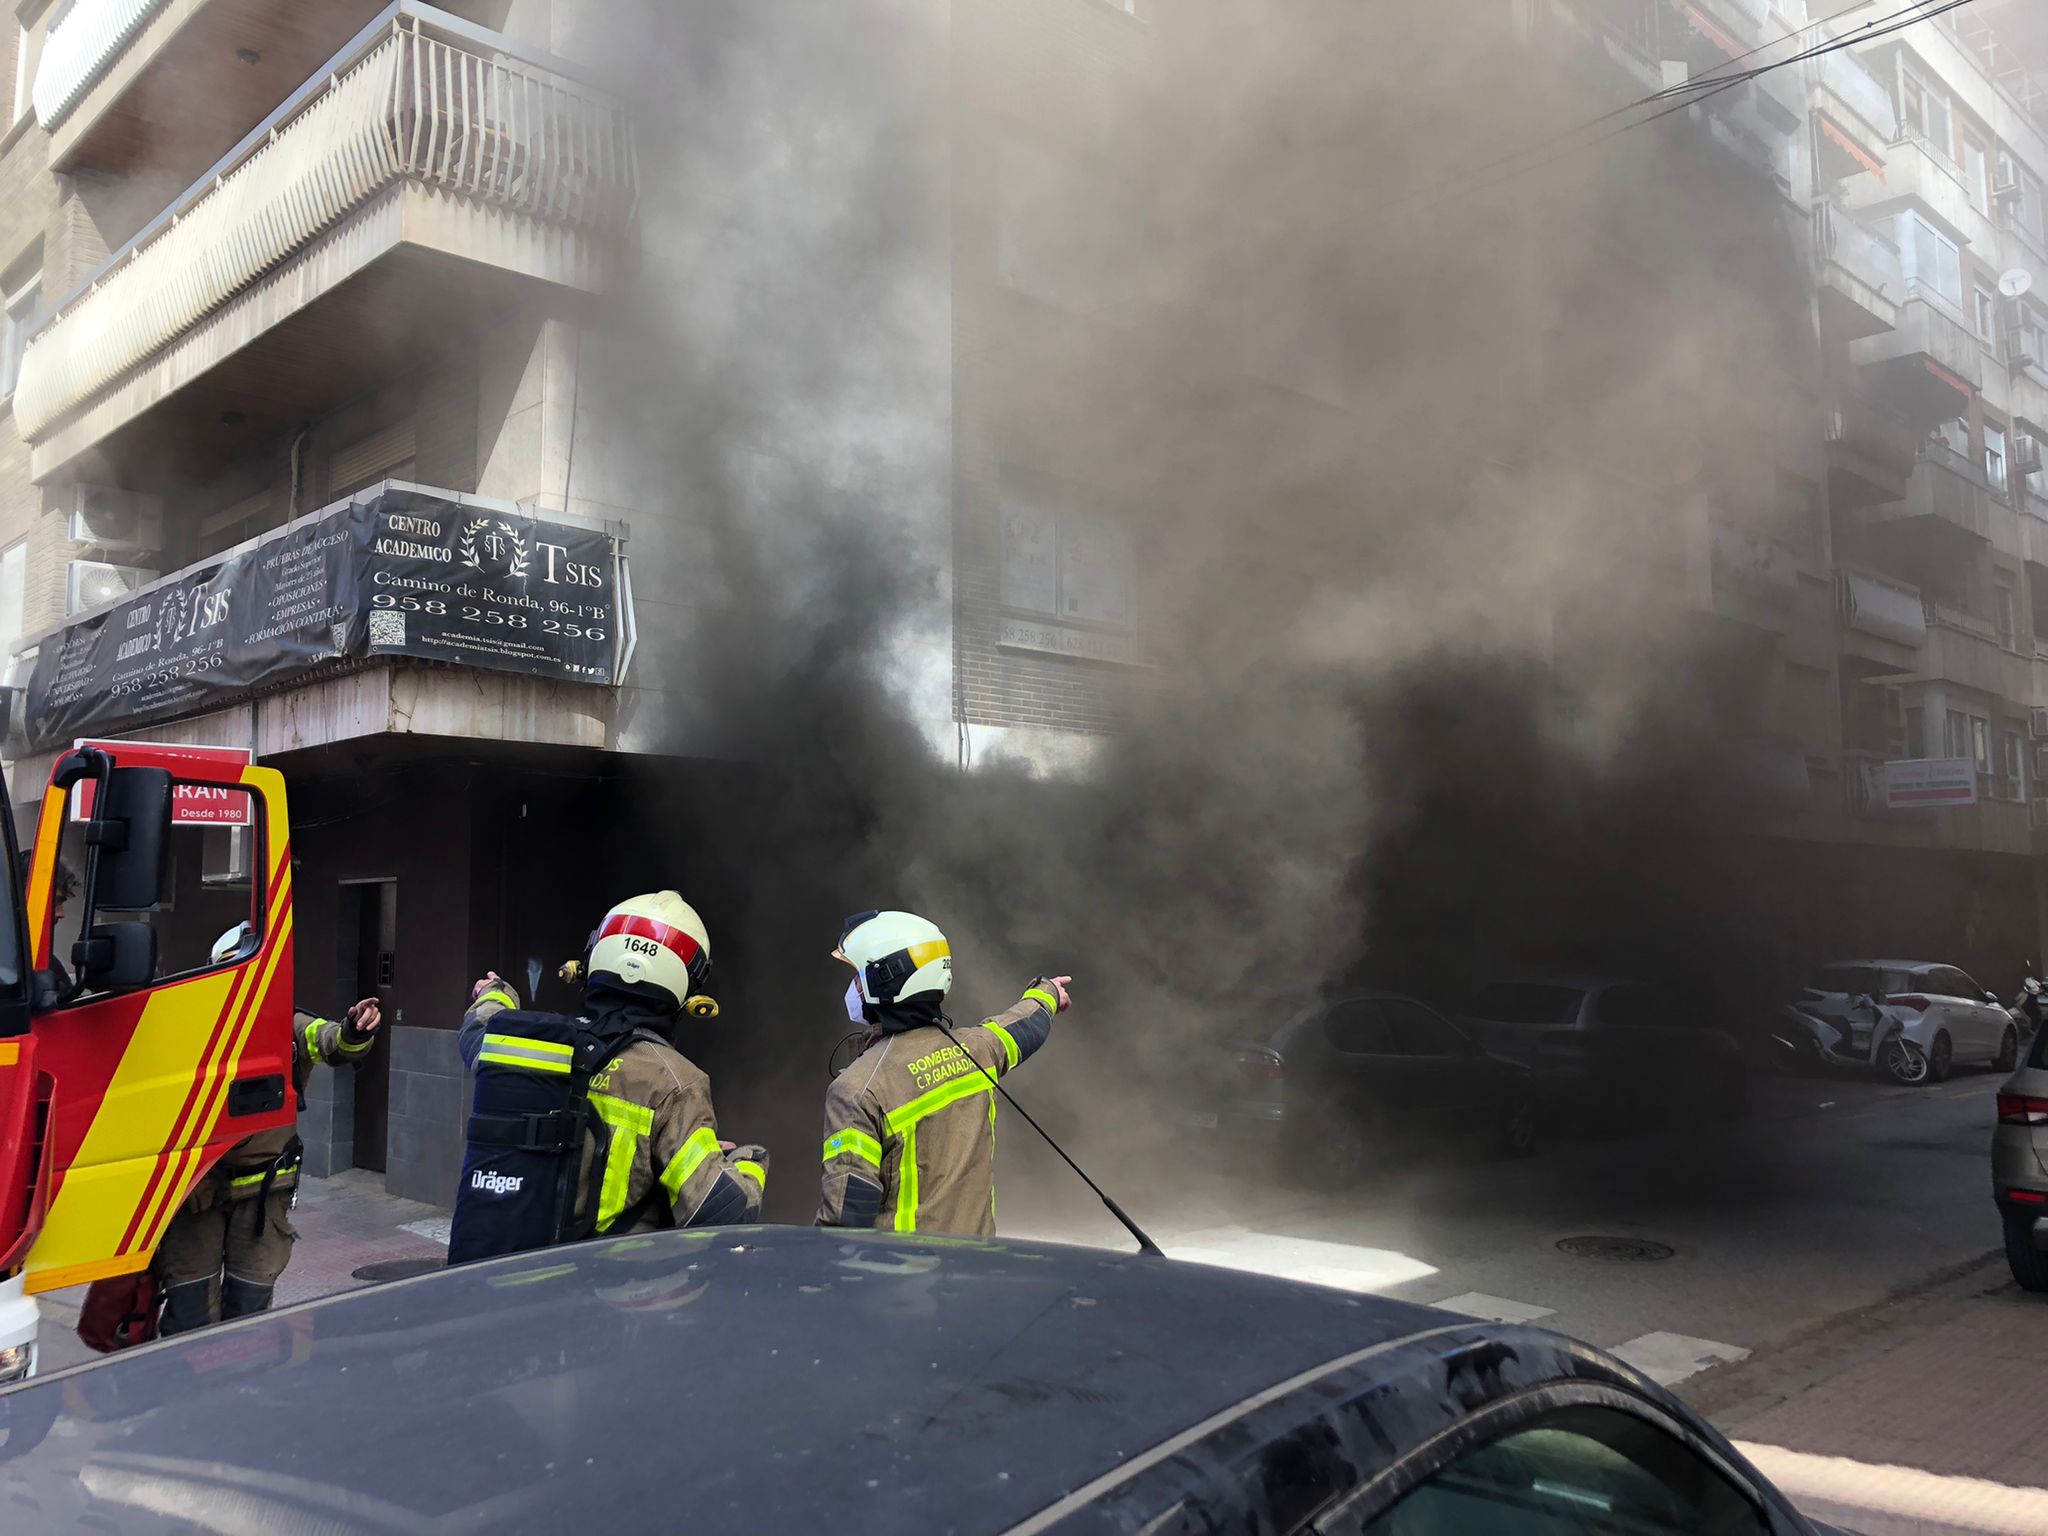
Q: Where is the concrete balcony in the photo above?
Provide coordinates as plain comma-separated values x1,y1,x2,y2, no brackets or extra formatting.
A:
14,6,637,483
1918,599,2031,701
1826,396,1920,509
1851,301,1982,427
1841,134,2000,257
31,0,387,176
1812,45,1897,154
1815,200,1900,341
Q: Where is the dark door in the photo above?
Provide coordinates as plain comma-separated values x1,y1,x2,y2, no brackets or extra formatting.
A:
339,880,397,1172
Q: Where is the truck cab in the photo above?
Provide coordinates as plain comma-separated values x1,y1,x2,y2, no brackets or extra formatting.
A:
0,743,296,1379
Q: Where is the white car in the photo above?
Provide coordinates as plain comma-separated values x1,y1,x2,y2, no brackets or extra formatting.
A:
1808,960,2021,1083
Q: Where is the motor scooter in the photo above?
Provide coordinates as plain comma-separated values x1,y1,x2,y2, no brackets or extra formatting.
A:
1769,992,1927,1083
2009,964,2046,1039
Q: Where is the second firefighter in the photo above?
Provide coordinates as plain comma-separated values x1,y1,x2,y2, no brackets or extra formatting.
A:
817,909,1071,1235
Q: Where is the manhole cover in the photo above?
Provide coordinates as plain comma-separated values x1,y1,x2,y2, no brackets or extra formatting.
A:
1555,1236,1674,1263
352,1258,444,1282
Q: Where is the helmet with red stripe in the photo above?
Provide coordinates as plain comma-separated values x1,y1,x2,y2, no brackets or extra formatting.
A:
588,890,713,1012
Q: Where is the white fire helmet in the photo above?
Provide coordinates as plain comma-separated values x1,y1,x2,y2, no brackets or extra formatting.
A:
588,890,713,1011
839,910,953,1006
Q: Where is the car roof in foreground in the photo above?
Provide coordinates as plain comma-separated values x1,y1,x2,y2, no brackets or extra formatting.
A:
0,1225,1658,1534
1819,959,1935,972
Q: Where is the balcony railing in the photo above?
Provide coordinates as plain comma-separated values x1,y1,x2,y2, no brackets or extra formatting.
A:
30,0,167,130
13,11,636,445
1816,200,1901,291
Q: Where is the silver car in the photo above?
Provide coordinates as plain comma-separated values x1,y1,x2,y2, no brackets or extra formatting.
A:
1810,960,2020,1083
1994,1029,2048,1291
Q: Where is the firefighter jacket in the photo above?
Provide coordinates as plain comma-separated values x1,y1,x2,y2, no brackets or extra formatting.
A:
816,984,1058,1236
203,1010,373,1205
459,991,767,1238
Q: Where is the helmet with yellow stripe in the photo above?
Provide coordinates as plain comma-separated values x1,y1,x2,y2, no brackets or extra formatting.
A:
838,911,952,1007
588,890,714,1014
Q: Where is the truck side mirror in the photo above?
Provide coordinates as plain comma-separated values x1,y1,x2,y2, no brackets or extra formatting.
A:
71,923,156,993
84,767,171,912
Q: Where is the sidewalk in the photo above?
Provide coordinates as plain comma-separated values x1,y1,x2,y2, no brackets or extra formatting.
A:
34,1170,449,1375
1686,1256,2048,1536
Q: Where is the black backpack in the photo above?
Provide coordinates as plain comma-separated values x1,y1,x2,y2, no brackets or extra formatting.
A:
446,1009,658,1265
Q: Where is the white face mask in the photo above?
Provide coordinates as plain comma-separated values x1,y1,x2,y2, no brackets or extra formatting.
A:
844,977,869,1024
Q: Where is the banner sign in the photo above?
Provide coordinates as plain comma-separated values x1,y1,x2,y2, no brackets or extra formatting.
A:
71,740,253,825
1883,757,1979,809
20,489,617,752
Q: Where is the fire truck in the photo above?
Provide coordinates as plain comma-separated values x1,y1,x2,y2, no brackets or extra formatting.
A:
0,742,297,1379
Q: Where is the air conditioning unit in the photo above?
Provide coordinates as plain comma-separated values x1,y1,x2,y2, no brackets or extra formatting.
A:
68,486,163,553
200,825,252,886
65,559,156,616
2032,706,2048,739
2018,435,2045,474
2035,740,2048,780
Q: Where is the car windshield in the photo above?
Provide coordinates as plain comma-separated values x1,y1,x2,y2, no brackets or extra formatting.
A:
1811,964,1916,997
1463,982,1585,1024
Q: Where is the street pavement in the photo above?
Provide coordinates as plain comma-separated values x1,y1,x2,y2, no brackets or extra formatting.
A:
18,1063,2038,1531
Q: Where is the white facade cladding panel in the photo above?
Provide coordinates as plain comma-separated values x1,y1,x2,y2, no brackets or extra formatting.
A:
1837,568,1929,649
14,14,636,447
30,0,170,129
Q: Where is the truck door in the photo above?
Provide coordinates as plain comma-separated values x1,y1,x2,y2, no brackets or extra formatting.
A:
14,748,296,1295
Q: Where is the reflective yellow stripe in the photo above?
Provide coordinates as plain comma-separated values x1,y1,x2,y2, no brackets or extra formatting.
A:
228,1170,269,1189
883,1072,996,1233
588,1091,654,1135
589,1092,654,1233
479,1033,574,1074
908,938,951,969
301,1018,326,1061
659,1125,722,1205
885,1071,995,1135
1022,987,1059,1016
895,1122,920,1232
986,1022,1021,1071
333,1032,373,1056
477,990,518,1012
823,1127,883,1167
734,1160,766,1191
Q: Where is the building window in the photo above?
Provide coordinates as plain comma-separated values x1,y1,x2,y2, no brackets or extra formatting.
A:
1947,708,1993,771
1900,65,1952,158
2008,727,2027,800
1988,420,2009,494
1976,281,2000,343
999,486,1136,633
1897,212,1962,307
2003,152,2048,245
0,540,22,687
0,272,37,400
1904,704,1926,756
1965,133,1992,215
1933,415,1970,458
1996,569,2018,645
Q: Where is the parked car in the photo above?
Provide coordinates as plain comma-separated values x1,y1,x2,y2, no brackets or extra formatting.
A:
1209,989,1538,1180
1809,960,2019,1083
1455,975,1748,1121
0,1226,1853,1534
1994,1024,2048,1292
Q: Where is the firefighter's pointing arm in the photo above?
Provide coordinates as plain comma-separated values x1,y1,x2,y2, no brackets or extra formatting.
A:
964,974,1071,1078
459,972,521,1073
296,997,382,1070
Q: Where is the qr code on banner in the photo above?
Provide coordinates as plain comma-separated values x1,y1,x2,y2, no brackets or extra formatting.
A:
368,609,405,648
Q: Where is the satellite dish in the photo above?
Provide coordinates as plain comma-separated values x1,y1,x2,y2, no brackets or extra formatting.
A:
2001,268,2034,300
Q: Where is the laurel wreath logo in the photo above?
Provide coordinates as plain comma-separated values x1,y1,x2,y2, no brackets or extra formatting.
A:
458,516,530,579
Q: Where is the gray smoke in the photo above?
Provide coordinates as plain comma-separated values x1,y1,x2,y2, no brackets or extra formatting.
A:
576,0,1829,1216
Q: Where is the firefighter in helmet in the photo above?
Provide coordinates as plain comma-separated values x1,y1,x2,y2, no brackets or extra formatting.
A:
817,910,1071,1235
156,922,382,1336
447,890,767,1264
